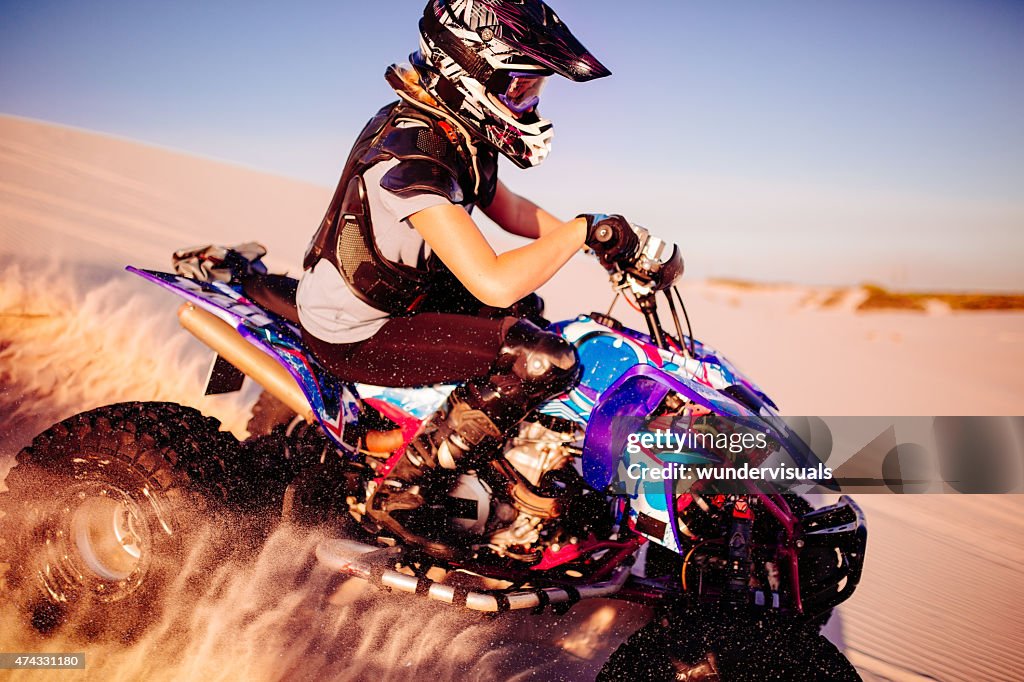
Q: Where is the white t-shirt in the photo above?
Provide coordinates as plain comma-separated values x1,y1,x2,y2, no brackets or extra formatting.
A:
296,158,456,343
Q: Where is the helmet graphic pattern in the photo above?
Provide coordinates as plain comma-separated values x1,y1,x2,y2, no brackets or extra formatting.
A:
412,0,608,168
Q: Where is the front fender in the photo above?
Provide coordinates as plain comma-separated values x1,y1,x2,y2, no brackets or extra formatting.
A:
581,365,762,491
581,364,831,493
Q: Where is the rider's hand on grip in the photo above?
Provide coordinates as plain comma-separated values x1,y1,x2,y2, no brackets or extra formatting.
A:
579,214,641,270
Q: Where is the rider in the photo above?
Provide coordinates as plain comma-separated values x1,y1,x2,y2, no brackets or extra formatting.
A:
298,0,639,558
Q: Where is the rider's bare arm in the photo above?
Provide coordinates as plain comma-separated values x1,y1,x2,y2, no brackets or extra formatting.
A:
409,203,586,308
482,180,571,239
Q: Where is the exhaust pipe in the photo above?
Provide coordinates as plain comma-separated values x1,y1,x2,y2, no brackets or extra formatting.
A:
177,303,314,423
316,539,633,613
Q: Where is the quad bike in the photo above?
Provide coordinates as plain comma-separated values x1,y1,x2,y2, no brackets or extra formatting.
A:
1,230,866,679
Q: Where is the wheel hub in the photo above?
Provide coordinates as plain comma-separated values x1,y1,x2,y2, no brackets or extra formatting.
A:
70,491,145,581
43,481,155,601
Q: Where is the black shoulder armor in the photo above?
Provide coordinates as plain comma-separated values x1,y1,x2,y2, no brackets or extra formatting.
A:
381,159,463,203
368,109,473,204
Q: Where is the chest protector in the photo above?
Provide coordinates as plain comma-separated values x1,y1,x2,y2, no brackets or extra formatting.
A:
303,101,498,314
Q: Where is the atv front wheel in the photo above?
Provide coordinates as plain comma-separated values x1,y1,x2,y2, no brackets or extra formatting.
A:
0,402,239,639
598,609,860,681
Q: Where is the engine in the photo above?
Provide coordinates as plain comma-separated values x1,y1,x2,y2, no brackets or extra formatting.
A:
445,420,595,562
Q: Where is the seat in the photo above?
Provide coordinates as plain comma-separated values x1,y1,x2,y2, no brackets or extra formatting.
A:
241,273,300,325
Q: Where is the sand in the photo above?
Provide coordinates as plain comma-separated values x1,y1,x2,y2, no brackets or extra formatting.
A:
2,114,1023,681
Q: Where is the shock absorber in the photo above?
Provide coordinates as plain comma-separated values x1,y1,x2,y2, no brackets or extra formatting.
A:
725,496,754,606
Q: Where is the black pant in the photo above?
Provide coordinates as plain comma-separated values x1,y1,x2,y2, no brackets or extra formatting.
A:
303,312,520,386
301,291,548,387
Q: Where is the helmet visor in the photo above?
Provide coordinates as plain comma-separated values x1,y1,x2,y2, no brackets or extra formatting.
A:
494,71,548,116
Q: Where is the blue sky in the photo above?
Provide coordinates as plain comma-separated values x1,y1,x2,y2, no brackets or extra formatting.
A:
2,0,1022,290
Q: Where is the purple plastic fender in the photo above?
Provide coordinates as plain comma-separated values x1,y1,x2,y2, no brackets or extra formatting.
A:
581,364,828,492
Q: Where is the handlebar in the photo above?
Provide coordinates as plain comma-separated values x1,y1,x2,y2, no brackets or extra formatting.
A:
597,227,692,356
611,226,684,294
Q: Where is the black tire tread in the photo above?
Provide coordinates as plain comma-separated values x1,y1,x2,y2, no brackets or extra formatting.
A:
598,613,860,681
0,402,239,589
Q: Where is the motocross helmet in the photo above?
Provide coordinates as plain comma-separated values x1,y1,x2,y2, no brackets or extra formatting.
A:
412,0,610,169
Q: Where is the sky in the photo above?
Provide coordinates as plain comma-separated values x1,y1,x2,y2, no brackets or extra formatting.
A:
2,0,1022,290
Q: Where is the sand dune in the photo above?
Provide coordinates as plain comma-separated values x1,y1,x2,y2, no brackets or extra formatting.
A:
2,114,1023,681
